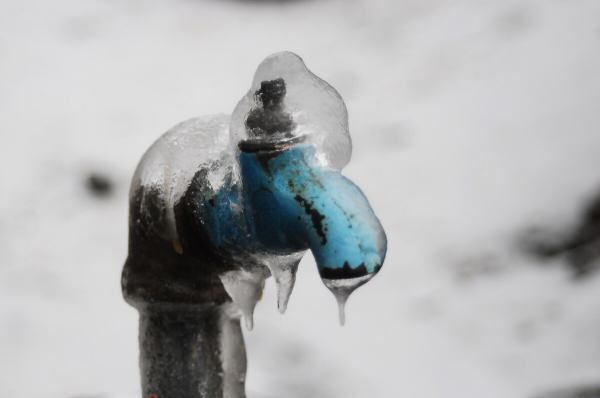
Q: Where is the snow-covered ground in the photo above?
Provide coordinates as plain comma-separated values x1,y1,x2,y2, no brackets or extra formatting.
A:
2,0,600,397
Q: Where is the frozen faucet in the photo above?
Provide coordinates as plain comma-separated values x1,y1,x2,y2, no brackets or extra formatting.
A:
122,52,387,398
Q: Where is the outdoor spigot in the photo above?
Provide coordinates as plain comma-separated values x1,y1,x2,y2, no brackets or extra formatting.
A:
122,51,387,398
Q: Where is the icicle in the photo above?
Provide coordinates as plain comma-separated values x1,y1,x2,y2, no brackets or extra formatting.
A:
275,267,296,314
244,313,254,331
265,253,302,314
334,291,347,326
322,274,375,326
266,264,297,314
219,269,266,331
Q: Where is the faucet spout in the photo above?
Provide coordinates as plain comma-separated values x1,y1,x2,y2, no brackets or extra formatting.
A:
299,170,387,279
239,143,387,281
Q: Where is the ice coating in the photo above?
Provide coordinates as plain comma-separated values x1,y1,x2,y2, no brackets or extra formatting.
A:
219,269,267,331
230,51,352,170
123,51,388,398
322,274,375,326
130,114,233,241
125,52,386,332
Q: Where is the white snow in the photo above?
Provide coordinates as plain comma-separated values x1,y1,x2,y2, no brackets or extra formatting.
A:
1,0,600,397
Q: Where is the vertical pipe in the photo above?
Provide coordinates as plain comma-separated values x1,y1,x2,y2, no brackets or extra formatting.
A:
137,305,246,398
124,184,247,397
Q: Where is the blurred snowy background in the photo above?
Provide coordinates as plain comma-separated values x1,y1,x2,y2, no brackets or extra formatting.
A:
2,0,600,397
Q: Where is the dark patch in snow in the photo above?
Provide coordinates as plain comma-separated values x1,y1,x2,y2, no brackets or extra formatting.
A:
520,190,600,278
535,385,600,398
84,172,113,198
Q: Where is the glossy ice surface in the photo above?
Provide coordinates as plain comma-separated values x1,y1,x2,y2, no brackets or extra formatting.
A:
231,52,352,170
125,52,387,329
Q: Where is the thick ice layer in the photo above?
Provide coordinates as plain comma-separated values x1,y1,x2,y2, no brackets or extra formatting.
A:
130,114,232,241
322,274,375,326
126,53,385,333
230,51,352,170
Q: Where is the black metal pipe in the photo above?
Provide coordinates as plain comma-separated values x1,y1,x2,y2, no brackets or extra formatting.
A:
138,306,246,398
123,185,247,398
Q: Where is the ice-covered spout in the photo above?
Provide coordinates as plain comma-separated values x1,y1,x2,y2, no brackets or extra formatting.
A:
239,145,387,280
235,52,387,325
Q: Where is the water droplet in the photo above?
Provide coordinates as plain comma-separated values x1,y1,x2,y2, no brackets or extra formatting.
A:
219,269,266,331
322,273,375,326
